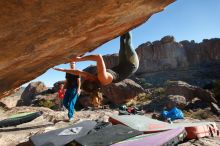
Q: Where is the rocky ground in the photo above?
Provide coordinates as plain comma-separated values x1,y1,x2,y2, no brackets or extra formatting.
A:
0,106,118,146
1,78,220,146
0,106,220,146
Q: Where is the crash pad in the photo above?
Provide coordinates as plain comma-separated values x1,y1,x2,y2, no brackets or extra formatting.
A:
71,124,143,146
111,127,187,146
172,122,220,139
88,121,112,134
30,120,97,146
109,115,170,133
0,111,43,128
110,115,219,132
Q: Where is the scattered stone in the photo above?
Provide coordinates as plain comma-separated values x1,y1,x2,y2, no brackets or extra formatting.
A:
178,137,220,146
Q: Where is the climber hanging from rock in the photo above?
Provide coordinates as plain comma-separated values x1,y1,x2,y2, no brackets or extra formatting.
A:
53,31,139,92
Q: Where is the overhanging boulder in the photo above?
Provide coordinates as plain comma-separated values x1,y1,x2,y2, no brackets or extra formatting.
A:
0,0,174,98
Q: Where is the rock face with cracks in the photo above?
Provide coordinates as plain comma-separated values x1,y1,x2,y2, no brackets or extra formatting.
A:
104,36,220,87
0,0,174,98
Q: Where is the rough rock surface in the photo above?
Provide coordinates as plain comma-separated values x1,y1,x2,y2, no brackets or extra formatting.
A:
103,53,119,69
0,88,24,109
136,37,220,74
166,81,217,103
103,36,220,87
0,87,25,109
17,82,48,106
143,95,187,112
136,36,188,73
166,95,187,109
101,79,145,104
166,81,220,114
0,0,174,98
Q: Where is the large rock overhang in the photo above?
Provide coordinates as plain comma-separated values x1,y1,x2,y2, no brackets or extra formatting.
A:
0,0,175,98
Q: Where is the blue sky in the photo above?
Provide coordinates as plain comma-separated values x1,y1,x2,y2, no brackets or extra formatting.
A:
23,0,220,87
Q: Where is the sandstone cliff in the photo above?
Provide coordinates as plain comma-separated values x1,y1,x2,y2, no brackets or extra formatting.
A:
0,0,174,98
103,36,220,86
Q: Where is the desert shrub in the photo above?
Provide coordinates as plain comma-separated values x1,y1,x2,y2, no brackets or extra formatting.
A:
38,99,56,109
138,78,146,83
185,109,212,120
153,87,166,96
136,78,153,89
183,111,191,117
142,83,153,88
126,93,150,107
164,80,176,86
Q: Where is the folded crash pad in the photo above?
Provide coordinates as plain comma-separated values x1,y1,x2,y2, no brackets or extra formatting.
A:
71,124,143,146
111,127,187,146
174,122,220,139
109,115,220,139
109,115,170,133
0,111,43,128
30,120,97,146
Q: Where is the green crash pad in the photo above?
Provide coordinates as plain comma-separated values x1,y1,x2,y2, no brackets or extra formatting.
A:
0,111,43,128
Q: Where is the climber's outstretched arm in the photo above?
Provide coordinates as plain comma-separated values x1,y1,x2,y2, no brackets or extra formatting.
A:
53,68,98,81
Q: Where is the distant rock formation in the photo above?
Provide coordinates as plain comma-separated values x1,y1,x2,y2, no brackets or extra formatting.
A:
17,82,48,106
136,36,220,74
0,0,174,98
136,36,188,73
103,36,220,87
52,81,65,93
